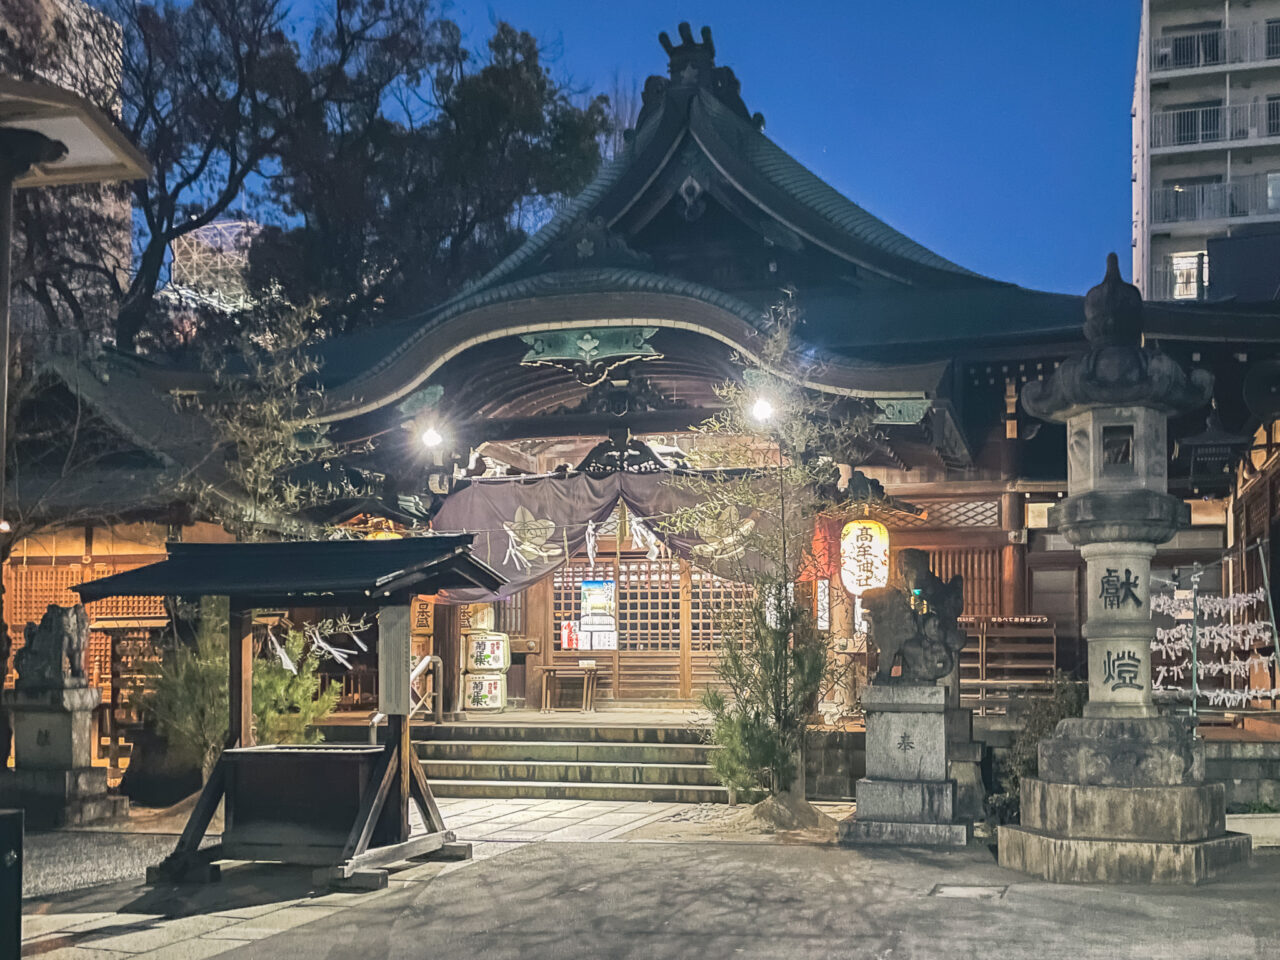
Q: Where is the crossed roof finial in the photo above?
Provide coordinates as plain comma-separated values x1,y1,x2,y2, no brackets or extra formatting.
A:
659,23,716,84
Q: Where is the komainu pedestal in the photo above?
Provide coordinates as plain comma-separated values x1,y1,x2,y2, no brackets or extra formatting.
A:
839,684,971,847
0,605,127,827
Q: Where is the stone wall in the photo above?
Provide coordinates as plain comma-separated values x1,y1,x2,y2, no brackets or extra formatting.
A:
804,728,865,800
1204,741,1280,811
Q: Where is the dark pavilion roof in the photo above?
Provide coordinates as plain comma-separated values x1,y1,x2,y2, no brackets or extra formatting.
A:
74,536,505,606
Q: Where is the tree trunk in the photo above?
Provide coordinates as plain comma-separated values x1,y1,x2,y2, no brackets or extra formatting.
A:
114,240,166,350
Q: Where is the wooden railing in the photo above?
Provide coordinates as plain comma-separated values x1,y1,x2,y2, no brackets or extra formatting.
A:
958,615,1058,716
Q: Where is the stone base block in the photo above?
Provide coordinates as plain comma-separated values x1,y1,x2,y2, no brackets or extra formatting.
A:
1039,717,1203,786
0,766,129,828
950,759,986,823
840,816,970,847
1020,777,1224,842
998,824,1251,884
856,777,955,823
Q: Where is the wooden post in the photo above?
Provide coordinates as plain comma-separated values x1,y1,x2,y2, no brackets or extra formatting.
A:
1000,492,1026,616
678,560,693,701
392,714,411,842
229,604,254,748
378,605,413,843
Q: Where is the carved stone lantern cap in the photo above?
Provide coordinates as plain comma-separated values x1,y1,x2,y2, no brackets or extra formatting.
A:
1084,253,1143,348
1021,253,1213,422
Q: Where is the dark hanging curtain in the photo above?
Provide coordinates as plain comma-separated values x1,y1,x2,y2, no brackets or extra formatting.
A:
431,471,779,602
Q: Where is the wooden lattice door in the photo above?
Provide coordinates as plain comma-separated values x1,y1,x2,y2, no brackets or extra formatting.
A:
615,556,683,699
550,553,751,702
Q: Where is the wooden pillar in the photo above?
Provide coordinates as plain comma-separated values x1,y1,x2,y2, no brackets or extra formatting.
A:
387,714,411,842
229,604,254,748
377,604,413,844
433,604,461,716
1000,493,1027,616
678,560,692,701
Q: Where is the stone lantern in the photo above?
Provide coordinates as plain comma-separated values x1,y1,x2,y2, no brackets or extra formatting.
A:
998,254,1250,883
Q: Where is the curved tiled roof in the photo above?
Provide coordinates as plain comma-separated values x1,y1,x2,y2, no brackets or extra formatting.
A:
692,90,982,279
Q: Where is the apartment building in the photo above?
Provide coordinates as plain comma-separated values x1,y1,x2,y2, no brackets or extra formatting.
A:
1133,0,1280,302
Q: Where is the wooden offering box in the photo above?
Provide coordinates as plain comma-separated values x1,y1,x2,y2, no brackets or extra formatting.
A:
222,745,394,865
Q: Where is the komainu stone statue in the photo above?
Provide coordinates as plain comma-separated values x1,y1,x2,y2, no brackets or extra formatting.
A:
13,603,90,689
862,549,966,682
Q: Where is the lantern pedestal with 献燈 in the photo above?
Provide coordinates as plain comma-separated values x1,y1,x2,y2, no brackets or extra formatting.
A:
998,256,1251,884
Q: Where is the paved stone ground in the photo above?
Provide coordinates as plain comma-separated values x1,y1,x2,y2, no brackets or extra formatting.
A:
23,840,1280,960
22,798,722,898
21,799,1280,960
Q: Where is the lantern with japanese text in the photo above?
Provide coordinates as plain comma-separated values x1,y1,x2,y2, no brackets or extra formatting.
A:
839,519,890,596
839,519,890,639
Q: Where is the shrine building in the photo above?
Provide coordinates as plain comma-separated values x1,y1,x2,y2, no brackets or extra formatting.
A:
11,23,1280,749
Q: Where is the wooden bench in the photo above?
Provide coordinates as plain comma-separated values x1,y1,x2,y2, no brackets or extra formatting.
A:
540,666,599,713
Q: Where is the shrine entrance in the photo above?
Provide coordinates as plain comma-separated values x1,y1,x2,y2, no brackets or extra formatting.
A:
549,553,752,703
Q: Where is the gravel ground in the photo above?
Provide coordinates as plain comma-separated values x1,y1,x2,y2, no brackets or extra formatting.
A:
22,830,185,898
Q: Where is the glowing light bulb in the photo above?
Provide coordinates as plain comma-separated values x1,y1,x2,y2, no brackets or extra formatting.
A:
421,427,443,448
751,397,774,423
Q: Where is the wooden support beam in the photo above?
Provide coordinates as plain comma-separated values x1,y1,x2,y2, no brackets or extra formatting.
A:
391,715,411,844
408,747,446,834
229,604,254,748
343,741,396,859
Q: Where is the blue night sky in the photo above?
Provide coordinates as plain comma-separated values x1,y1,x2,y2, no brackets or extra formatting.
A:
446,0,1141,296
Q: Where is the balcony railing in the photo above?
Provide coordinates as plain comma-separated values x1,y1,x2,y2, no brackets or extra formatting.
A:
1151,23,1280,72
1151,176,1277,223
1149,263,1208,301
1150,101,1280,148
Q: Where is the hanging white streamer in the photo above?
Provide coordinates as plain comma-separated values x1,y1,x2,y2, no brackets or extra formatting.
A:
1150,588,1267,619
585,519,598,567
629,516,661,561
1153,620,1275,653
266,627,298,675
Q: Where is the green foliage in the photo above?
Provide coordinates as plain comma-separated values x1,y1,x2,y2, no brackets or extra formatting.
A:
143,599,231,782
701,580,829,797
661,292,881,798
1246,800,1280,814
254,626,341,745
988,673,1088,823
143,600,348,781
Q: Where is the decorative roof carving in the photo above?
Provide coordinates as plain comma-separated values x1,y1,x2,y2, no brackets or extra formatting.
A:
546,217,651,271
637,23,764,131
520,326,662,387
1021,254,1213,421
553,375,689,417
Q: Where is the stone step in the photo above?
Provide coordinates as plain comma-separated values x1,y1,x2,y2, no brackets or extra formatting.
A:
416,739,716,765
427,777,729,804
420,758,721,786
418,724,709,745
318,722,708,746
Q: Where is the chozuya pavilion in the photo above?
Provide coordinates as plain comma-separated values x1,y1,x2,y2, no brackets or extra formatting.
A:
24,25,1280,746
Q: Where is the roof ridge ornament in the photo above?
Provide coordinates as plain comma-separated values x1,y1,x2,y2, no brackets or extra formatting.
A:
637,23,763,132
659,23,715,84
